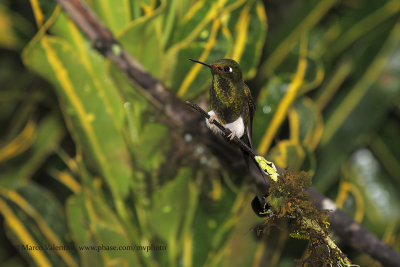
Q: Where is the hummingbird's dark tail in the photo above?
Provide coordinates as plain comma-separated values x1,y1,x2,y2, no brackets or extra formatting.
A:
240,133,271,217
239,134,269,192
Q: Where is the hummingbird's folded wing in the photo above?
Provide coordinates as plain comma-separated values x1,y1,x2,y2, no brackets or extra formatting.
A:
242,85,269,192
244,85,256,147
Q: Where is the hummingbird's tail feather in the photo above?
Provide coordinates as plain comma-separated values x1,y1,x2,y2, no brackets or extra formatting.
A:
240,133,269,193
240,133,271,217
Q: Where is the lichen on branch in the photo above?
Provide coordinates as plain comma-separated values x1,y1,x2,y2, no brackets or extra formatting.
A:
261,170,354,266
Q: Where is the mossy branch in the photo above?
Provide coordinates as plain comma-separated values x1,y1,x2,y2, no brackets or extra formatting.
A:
186,100,353,266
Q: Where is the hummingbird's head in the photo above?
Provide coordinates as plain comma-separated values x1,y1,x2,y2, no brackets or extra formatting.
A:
189,58,243,82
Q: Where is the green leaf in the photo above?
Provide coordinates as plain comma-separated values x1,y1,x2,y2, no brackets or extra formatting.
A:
314,21,400,192
264,97,321,171
279,52,325,95
67,190,141,267
252,75,291,147
66,194,104,267
133,122,170,171
345,149,400,235
269,141,305,171
323,0,400,63
51,13,126,127
87,0,130,34
0,183,78,267
148,168,191,265
192,186,247,267
0,3,31,50
149,168,191,241
370,120,400,186
170,0,240,44
117,5,166,79
166,40,223,96
172,0,266,97
257,0,336,81
22,36,133,200
226,0,267,78
220,201,261,267
28,0,57,28
290,98,322,151
0,115,64,188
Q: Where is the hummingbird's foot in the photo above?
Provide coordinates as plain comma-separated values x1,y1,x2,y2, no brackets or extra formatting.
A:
228,131,237,141
208,114,218,124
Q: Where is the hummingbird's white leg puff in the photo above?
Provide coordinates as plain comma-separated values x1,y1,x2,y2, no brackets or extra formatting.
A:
206,110,223,135
208,111,218,123
225,116,244,140
206,111,245,140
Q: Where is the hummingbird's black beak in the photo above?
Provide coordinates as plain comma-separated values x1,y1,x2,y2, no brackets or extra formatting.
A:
189,58,212,69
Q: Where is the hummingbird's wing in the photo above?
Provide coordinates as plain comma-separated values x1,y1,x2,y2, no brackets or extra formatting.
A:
243,85,256,148
242,85,269,190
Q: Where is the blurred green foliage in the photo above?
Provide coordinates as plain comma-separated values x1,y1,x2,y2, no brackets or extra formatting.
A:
1,0,400,266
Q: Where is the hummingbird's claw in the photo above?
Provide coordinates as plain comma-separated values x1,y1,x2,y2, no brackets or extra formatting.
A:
228,132,236,141
208,114,218,123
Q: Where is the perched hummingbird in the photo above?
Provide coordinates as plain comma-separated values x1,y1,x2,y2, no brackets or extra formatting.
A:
190,58,270,217
189,58,255,148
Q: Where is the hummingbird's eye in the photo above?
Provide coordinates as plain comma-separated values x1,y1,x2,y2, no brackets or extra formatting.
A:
223,66,232,73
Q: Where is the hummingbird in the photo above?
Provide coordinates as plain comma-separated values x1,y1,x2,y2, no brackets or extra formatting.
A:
190,58,271,217
189,58,255,148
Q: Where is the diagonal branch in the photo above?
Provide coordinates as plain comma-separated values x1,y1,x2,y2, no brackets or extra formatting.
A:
56,0,193,128
55,1,400,266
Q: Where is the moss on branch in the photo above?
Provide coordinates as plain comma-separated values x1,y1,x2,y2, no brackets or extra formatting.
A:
263,170,353,266
185,100,353,266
